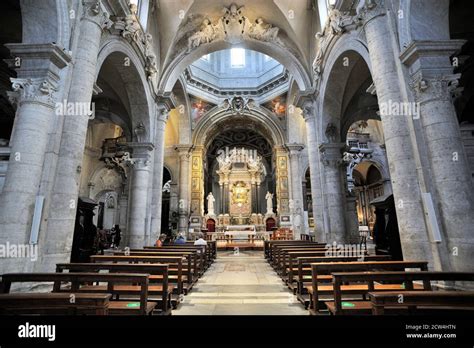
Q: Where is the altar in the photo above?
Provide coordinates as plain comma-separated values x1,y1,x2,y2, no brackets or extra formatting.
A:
224,225,256,240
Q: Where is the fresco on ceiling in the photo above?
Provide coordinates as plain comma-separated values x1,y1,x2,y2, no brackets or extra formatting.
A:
263,94,287,117
191,97,215,125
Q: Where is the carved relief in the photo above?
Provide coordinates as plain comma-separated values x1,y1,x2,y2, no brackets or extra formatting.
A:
186,3,283,53
114,5,158,80
325,122,338,142
82,0,111,30
312,5,355,81
8,78,58,107
221,96,253,115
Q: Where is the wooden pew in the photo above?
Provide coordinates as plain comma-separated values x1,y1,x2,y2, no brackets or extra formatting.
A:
144,245,210,271
115,250,200,283
269,242,325,263
56,263,173,313
279,248,349,277
264,240,320,260
307,261,427,313
0,293,111,315
328,271,474,315
1,273,155,315
144,246,207,276
90,255,186,296
293,255,392,307
369,291,474,315
271,244,327,270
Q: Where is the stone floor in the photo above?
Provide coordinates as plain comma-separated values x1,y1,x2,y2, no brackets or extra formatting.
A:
174,250,308,315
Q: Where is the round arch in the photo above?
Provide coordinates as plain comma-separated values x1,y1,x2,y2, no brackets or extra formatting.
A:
163,165,174,184
193,107,286,149
95,38,155,143
159,39,312,94
318,36,373,141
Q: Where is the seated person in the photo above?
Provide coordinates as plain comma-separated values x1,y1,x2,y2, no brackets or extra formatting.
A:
155,233,167,247
174,233,186,245
194,232,207,246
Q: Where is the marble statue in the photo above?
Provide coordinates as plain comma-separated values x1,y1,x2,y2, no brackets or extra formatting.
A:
266,192,274,215
207,192,216,216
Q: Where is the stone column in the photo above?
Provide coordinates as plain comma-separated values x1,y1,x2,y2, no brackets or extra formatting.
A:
223,180,230,214
219,182,225,214
286,143,305,239
345,195,360,243
319,143,347,243
150,105,170,241
256,182,260,214
358,0,433,263
118,194,128,242
401,40,474,272
43,1,110,267
301,100,326,240
127,143,153,248
0,44,71,274
175,145,192,234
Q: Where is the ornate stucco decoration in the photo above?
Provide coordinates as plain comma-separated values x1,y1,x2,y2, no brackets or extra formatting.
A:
221,96,254,115
325,122,339,142
312,5,356,81
186,3,283,54
113,3,158,80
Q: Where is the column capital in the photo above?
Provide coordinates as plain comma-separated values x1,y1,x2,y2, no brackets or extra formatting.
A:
400,40,466,101
319,143,346,168
5,43,72,107
8,77,57,108
411,73,462,102
125,142,154,170
175,144,193,159
157,105,170,123
285,143,305,156
82,0,111,30
356,0,386,24
295,94,317,123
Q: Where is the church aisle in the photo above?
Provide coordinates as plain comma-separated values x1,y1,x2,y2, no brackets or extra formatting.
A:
174,250,308,315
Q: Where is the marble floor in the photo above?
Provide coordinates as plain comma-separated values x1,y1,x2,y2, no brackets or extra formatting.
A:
174,250,308,315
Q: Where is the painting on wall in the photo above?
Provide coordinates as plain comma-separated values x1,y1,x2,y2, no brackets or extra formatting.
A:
263,94,287,117
191,97,215,125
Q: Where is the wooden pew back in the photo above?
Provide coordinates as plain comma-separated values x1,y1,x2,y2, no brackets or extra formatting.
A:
1,273,152,315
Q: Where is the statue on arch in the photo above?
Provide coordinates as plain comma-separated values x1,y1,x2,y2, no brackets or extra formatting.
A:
207,192,216,216
265,192,274,215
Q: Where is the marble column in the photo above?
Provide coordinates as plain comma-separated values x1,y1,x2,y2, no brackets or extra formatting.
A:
286,143,305,239
251,180,258,213
175,145,192,234
0,44,71,274
401,40,474,272
150,105,170,241
301,100,326,241
319,143,347,243
127,143,153,248
359,0,433,264
42,1,110,268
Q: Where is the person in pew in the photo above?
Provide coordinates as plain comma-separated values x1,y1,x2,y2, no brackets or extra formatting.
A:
111,225,121,248
174,233,187,245
155,233,167,247
194,233,207,246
